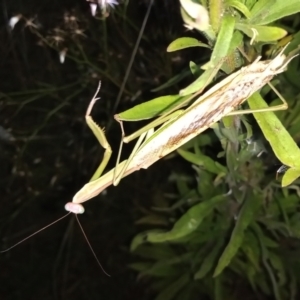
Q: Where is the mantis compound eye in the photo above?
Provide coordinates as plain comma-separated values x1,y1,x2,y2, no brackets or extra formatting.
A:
64,202,85,214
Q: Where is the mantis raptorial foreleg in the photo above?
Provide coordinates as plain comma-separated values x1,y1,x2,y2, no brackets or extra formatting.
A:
83,82,183,186
85,83,112,182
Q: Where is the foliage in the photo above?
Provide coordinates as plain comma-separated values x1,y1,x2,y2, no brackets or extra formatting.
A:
126,1,300,299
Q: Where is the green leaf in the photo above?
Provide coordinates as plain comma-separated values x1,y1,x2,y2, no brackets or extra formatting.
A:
177,148,227,175
282,168,300,187
180,14,235,95
189,61,201,76
268,252,286,286
194,238,225,279
179,66,219,96
247,93,300,186
210,15,236,66
130,230,165,251
221,31,244,74
236,24,287,42
241,232,261,271
167,37,209,52
226,0,251,19
210,0,223,33
250,0,300,25
130,194,227,250
116,95,190,121
214,193,262,276
248,0,276,24
155,274,189,300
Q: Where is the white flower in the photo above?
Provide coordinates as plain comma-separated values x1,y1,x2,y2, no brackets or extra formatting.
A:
180,0,210,31
59,48,68,64
98,0,118,8
87,0,118,16
8,14,22,30
89,3,98,16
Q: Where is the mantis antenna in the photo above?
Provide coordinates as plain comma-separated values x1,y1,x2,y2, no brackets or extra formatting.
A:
1,202,110,277
65,203,111,277
0,213,72,252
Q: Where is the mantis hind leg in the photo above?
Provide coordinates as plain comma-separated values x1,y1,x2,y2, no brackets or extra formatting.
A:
227,82,288,116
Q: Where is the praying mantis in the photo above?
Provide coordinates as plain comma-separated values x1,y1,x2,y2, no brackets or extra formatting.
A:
65,44,297,214
1,44,297,277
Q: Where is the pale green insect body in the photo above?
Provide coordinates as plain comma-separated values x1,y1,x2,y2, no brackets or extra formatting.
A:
130,52,288,169
73,48,292,205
